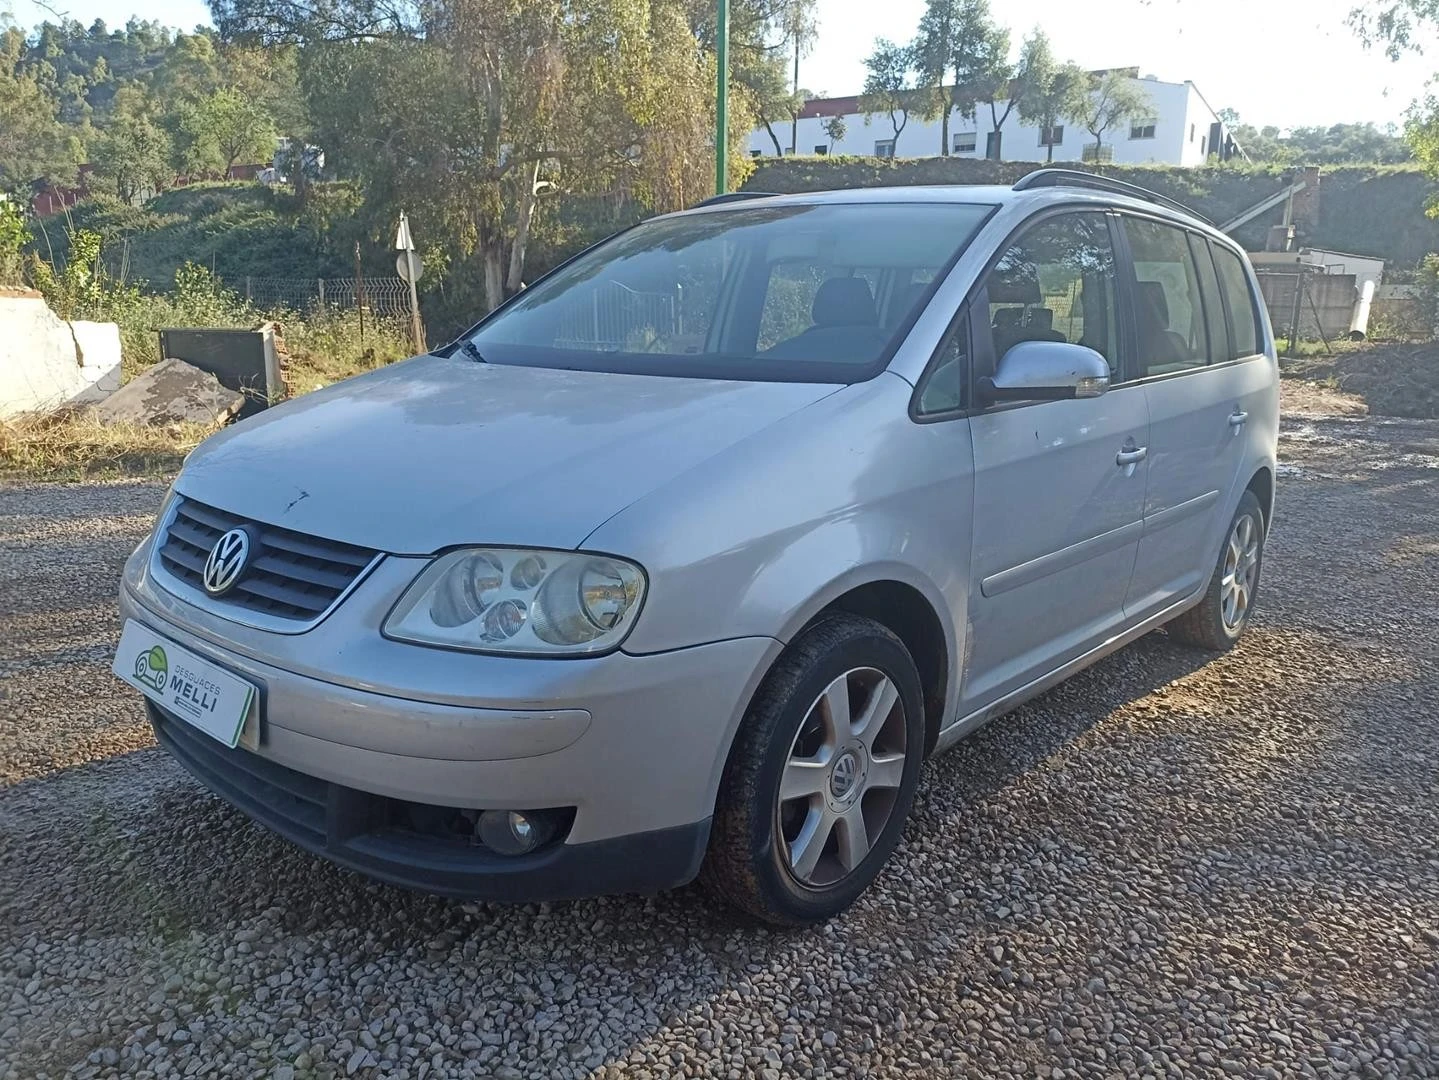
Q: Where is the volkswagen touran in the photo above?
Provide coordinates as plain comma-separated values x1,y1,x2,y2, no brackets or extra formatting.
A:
116,171,1279,924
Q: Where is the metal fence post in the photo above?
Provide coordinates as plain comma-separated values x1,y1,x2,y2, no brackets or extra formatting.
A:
317,278,326,307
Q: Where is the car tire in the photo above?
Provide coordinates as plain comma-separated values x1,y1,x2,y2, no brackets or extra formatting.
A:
699,613,926,926
1167,490,1266,651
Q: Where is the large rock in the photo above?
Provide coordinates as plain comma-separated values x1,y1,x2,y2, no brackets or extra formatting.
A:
0,289,123,418
92,358,246,426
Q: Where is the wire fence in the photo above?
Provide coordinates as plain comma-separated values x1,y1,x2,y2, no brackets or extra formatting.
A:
238,275,413,318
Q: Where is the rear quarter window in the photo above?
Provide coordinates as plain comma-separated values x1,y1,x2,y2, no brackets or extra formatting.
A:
1210,244,1263,359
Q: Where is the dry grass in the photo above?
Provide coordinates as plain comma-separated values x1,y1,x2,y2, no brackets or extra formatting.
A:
0,412,219,482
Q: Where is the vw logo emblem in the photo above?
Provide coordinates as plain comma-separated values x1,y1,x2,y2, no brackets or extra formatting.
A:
203,527,254,597
830,751,859,800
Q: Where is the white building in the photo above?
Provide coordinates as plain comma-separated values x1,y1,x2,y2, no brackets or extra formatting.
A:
749,69,1236,168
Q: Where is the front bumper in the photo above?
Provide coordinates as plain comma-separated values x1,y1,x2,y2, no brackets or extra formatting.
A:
148,701,709,900
120,545,780,899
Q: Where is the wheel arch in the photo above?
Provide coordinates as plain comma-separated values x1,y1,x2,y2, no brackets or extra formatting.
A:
1246,465,1275,533
771,567,956,757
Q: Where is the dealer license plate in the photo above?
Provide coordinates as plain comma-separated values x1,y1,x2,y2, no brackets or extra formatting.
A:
113,619,256,749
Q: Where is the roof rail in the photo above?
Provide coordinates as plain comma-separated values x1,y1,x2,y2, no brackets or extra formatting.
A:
1012,169,1209,223
693,191,781,208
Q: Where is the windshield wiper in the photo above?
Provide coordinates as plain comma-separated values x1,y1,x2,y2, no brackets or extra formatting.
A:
455,338,487,364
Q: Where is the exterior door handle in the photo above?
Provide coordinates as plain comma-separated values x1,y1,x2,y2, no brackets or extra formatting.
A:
1229,410,1249,427
1116,446,1148,467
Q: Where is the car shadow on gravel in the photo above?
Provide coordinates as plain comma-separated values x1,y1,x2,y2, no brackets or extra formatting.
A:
2,627,1227,945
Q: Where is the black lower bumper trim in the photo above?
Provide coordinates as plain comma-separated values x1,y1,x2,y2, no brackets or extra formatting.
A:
148,703,710,902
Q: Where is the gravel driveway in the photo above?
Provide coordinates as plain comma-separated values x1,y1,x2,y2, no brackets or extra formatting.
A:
3,401,1438,1079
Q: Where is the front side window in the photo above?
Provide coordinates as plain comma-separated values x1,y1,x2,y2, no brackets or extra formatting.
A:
954,132,977,153
874,139,896,158
1130,120,1157,140
982,212,1120,376
1039,124,1064,147
469,202,993,382
1124,217,1210,376
1211,244,1263,358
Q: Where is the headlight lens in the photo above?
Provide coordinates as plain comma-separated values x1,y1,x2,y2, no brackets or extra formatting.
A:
384,548,646,655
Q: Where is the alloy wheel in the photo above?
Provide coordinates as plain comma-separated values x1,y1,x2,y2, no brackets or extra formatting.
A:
775,667,908,888
1221,512,1261,632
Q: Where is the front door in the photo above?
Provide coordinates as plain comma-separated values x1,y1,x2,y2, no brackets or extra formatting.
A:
963,212,1150,711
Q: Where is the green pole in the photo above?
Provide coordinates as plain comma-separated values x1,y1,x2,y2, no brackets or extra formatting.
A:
715,0,729,195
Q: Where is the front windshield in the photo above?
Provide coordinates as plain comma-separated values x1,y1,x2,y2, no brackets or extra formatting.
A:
467,201,994,382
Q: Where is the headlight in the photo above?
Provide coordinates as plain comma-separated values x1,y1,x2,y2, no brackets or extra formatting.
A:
383,548,646,656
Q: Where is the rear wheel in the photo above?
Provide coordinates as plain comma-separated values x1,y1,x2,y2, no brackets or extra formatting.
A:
1168,490,1266,650
700,614,925,926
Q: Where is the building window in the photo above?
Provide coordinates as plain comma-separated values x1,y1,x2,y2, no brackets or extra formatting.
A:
1201,136,1207,155
1190,123,1196,142
953,132,977,154
874,139,896,158
750,149,763,157
1130,119,1157,140
1039,124,1064,147
814,145,828,155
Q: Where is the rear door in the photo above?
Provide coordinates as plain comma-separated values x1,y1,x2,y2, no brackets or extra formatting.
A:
1121,217,1273,617
963,211,1150,711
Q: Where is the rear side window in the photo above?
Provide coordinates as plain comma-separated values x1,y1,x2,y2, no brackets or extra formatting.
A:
1188,233,1230,365
1211,244,1262,358
1123,217,1209,377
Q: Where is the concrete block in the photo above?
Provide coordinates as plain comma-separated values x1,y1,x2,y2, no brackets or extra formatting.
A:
70,320,124,403
92,358,246,426
0,291,123,418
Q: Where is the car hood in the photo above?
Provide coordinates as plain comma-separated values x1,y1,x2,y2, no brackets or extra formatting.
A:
177,354,839,554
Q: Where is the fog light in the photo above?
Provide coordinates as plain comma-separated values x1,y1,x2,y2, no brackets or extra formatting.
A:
478,809,551,855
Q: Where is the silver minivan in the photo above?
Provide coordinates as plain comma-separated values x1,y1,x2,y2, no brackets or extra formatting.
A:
115,171,1278,925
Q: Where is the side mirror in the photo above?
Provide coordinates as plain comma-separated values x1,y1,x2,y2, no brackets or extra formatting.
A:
978,341,1111,404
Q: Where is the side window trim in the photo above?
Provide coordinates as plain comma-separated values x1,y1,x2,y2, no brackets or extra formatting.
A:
1107,211,1141,386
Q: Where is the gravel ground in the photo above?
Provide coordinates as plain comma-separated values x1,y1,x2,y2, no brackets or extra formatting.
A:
3,401,1438,1080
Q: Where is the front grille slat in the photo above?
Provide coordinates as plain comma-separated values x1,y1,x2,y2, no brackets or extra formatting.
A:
258,528,375,568
250,553,356,591
167,518,222,551
175,500,245,533
233,573,333,613
155,496,378,626
160,544,208,575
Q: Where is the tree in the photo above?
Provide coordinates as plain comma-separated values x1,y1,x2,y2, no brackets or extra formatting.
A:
1350,0,1439,59
981,27,1062,162
1014,32,1083,163
196,87,276,174
859,39,919,153
779,0,817,154
219,0,762,312
1067,69,1150,161
92,113,171,202
911,0,1007,156
0,28,77,185
821,114,847,152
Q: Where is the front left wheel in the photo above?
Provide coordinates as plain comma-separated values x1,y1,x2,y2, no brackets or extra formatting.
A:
700,614,926,926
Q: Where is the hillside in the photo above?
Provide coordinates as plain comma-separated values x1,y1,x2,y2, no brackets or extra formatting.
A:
743,159,1439,268
31,182,374,292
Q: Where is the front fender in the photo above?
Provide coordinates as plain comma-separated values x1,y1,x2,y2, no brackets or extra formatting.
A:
595,374,973,719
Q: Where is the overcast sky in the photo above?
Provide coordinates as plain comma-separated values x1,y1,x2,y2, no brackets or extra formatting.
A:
4,0,1434,130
